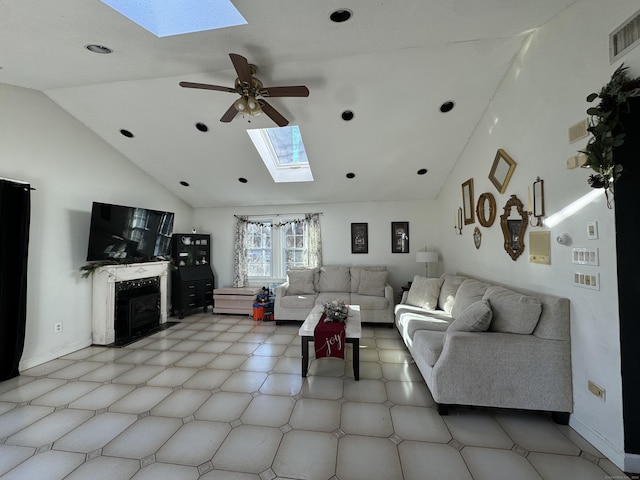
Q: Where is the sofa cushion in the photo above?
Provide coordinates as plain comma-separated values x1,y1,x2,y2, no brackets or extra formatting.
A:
412,330,447,367
451,279,491,319
350,266,387,293
315,292,351,306
350,293,389,310
279,293,317,309
406,276,443,309
448,300,492,332
483,286,542,334
287,269,317,295
357,269,388,297
317,266,351,292
438,274,466,313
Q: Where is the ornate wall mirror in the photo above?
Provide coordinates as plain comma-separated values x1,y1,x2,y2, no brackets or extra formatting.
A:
461,178,475,225
489,149,517,194
476,192,496,227
500,194,528,260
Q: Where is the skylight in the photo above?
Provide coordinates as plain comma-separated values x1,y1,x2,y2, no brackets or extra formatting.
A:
101,0,247,37
247,126,314,183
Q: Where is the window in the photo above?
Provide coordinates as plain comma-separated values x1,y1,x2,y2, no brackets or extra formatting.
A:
246,217,306,282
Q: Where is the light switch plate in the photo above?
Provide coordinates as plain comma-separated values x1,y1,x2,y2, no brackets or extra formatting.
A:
574,271,600,290
587,221,598,239
572,248,599,265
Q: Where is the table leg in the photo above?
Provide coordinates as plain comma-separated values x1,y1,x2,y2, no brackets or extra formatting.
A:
301,336,310,377
352,338,360,381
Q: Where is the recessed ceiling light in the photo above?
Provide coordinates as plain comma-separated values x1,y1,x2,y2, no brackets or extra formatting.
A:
120,129,134,138
341,110,354,121
346,172,356,179
180,181,190,187
239,177,248,183
86,44,113,54
195,122,208,132
417,168,428,175
330,9,352,23
440,101,455,113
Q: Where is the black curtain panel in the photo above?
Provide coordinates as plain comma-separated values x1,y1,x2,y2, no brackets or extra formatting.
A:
0,180,31,381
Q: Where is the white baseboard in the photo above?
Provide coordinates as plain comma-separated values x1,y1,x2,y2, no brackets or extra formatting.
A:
19,338,92,371
625,453,640,474
570,415,626,471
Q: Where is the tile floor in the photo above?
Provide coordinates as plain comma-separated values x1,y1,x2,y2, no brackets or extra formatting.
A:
0,313,630,480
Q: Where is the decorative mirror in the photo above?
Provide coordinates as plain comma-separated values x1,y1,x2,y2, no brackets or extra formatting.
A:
489,149,517,194
476,192,496,227
461,178,475,225
473,227,482,249
500,194,528,260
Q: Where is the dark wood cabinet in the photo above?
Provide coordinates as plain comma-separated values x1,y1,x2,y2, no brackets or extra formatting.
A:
170,234,214,319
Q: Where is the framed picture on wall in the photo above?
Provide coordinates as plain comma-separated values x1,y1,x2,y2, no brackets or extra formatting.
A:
351,223,368,254
391,222,410,253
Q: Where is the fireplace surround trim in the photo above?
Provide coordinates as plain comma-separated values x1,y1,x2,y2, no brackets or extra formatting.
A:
91,261,169,345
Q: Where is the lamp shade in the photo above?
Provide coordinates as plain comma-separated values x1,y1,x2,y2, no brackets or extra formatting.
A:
416,251,438,263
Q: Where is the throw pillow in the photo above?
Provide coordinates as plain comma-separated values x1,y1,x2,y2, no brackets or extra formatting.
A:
483,286,542,334
317,266,351,292
447,300,492,332
438,274,466,314
357,270,388,297
406,275,443,310
450,279,490,319
287,269,316,295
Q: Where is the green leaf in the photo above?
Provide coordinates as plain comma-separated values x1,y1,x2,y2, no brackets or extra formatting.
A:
586,107,601,116
586,93,599,102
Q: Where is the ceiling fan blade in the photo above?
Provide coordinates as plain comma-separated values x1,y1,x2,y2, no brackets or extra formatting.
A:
179,81,236,93
229,53,252,86
220,103,239,123
260,86,310,97
258,99,289,127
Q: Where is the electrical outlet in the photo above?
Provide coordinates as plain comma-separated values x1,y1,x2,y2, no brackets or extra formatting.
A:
54,322,62,334
588,380,605,400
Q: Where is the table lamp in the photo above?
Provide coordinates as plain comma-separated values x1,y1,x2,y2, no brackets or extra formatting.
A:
416,251,438,277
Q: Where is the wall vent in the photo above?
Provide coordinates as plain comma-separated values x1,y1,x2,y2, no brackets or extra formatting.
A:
610,9,640,63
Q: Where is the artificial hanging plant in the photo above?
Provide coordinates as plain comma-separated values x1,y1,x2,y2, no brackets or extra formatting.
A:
582,64,640,197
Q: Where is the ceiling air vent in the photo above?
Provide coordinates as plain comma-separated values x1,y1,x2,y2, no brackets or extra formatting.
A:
610,9,640,63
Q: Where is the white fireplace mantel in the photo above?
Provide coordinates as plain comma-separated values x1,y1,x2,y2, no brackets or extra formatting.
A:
92,261,169,345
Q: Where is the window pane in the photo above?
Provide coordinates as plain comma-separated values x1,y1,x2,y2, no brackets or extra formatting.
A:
247,222,272,277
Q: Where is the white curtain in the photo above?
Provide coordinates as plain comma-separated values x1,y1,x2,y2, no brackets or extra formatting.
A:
233,215,248,287
303,213,322,267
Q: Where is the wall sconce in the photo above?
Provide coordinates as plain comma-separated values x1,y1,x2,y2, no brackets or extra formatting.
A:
454,207,463,235
527,177,544,227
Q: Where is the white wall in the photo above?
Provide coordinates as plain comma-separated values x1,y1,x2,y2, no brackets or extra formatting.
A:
435,0,640,469
0,83,193,369
193,199,439,294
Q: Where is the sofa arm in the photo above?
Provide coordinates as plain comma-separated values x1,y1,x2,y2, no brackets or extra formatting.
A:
274,282,289,299
431,331,572,412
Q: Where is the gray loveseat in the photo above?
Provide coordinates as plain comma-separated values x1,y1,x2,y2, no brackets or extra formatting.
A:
274,265,394,324
395,273,573,423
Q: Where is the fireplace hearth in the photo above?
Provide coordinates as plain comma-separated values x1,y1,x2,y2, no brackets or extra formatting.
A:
115,277,160,343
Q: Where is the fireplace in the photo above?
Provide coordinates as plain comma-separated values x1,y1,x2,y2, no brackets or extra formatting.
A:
115,277,160,342
91,261,169,345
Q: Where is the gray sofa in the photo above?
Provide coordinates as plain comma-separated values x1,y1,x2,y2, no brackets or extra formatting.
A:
274,265,394,324
395,273,573,423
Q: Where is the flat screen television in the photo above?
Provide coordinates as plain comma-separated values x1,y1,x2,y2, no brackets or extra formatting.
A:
86,202,175,262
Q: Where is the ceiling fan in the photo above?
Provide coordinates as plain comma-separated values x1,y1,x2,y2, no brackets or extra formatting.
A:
179,53,309,127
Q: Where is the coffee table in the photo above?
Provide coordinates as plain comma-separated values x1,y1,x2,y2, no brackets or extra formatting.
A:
298,304,361,381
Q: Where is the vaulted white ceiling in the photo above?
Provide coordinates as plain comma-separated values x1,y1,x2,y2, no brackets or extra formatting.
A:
0,0,578,207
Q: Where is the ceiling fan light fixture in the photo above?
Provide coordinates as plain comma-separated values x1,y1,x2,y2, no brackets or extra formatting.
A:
246,95,262,115
234,96,248,112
